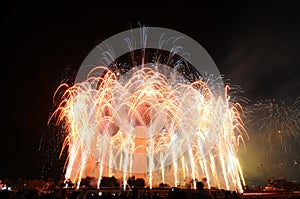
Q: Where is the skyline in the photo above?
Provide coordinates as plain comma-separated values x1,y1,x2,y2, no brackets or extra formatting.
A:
2,2,300,185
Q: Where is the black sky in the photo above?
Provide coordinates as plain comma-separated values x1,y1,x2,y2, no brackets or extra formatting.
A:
2,2,300,181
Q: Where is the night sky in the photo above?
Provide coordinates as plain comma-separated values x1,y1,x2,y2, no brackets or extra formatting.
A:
2,2,300,182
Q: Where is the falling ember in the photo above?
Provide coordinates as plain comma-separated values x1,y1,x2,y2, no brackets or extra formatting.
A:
49,27,247,192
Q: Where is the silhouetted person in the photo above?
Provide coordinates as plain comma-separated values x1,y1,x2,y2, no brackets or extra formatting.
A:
168,187,186,199
139,191,147,199
120,191,128,199
232,191,241,199
132,188,138,199
196,181,204,190
184,182,212,199
0,190,14,199
76,189,87,199
152,192,161,199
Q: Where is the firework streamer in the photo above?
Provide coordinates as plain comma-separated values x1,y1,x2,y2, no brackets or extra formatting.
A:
49,27,247,192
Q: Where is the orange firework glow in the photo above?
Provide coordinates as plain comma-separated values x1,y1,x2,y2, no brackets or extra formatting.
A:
50,64,247,192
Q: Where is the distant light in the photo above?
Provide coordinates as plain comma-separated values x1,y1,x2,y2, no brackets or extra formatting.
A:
1,186,11,191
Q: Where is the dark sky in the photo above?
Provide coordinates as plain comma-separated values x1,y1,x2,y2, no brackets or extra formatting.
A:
2,2,300,181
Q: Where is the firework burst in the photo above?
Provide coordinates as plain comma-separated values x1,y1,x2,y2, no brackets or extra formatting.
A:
49,27,247,192
246,98,300,156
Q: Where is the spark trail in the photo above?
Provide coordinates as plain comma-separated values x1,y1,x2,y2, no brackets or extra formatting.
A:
49,26,247,192
50,64,247,192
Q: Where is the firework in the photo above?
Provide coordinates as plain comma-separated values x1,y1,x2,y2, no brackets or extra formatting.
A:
240,97,300,184
246,98,300,156
49,27,247,192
